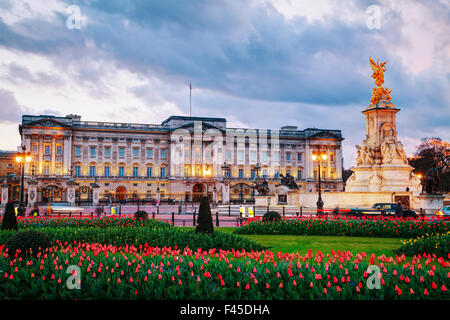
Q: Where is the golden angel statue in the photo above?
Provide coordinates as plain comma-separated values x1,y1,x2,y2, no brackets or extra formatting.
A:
369,57,388,86
369,57,393,105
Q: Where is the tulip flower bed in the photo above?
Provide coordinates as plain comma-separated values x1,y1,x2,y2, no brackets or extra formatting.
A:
0,217,264,252
234,216,449,239
0,243,448,300
397,232,450,258
13,216,171,229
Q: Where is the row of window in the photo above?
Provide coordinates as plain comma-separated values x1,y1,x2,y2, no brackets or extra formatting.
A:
32,144,63,156
75,166,165,178
75,146,165,159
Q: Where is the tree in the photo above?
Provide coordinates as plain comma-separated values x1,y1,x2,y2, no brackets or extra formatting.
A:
195,196,214,234
408,137,450,192
1,202,18,230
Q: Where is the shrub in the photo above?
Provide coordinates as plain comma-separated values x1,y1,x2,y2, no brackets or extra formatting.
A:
262,211,281,222
1,202,18,231
195,196,213,234
134,210,149,220
4,230,52,258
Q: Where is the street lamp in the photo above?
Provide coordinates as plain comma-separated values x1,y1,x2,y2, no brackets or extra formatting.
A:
15,146,32,216
221,162,230,204
311,152,327,214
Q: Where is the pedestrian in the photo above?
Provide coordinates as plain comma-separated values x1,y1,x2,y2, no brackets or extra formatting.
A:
395,201,403,218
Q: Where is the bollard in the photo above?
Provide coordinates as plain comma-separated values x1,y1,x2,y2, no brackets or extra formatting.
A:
216,210,219,227
183,220,185,227
193,209,196,226
228,205,231,217
283,206,285,217
172,211,175,225
152,210,155,220
69,212,72,217
300,206,303,217
296,210,299,217
80,212,82,217
58,212,61,218
91,212,93,218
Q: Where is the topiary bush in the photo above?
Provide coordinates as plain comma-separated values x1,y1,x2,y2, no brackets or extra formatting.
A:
4,230,52,258
262,211,281,222
134,210,149,220
195,196,213,234
1,202,18,230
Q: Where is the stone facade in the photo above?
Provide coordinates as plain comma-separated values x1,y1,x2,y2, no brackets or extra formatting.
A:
15,114,344,205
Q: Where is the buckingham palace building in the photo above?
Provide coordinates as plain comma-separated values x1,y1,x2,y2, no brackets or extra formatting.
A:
14,114,344,206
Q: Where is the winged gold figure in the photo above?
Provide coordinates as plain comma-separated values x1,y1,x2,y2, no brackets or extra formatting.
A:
369,57,388,86
369,57,392,105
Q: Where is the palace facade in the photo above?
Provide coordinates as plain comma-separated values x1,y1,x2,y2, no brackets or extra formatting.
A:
6,114,344,206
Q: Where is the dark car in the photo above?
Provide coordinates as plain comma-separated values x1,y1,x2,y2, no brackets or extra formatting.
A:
349,203,417,218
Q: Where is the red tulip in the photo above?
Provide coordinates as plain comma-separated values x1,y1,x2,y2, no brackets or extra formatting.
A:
441,284,447,292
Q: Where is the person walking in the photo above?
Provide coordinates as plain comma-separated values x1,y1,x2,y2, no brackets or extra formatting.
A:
395,201,403,218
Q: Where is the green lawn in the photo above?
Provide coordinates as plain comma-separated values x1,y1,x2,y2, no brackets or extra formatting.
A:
214,227,404,257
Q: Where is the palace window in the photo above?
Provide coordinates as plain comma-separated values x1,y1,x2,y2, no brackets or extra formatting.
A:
274,152,279,161
75,146,81,157
161,149,166,159
133,147,139,158
250,169,255,179
75,166,81,177
147,148,153,159
105,147,111,158
263,169,268,179
32,145,38,154
56,145,62,155
43,164,50,176
297,170,302,179
274,170,279,179
104,166,110,177
160,167,166,178
133,166,139,177
330,153,335,162
250,151,256,162
238,151,244,162
147,167,152,178
286,169,291,176
90,146,96,157
286,152,291,161
297,153,302,161
119,147,125,158
44,145,51,155
238,169,244,178
89,166,96,177
118,166,124,177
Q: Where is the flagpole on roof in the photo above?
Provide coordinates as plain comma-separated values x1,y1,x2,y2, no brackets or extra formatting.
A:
189,83,192,117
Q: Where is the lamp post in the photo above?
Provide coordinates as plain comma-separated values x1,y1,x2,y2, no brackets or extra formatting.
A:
311,152,327,215
156,179,160,214
15,146,32,216
221,162,230,204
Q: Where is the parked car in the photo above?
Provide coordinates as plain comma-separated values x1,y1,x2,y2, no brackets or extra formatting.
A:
436,206,450,218
349,203,417,218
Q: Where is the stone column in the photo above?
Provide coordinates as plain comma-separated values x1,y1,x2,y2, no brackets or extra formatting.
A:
92,183,100,206
222,182,230,204
27,179,38,207
51,136,56,175
1,179,8,207
67,180,77,206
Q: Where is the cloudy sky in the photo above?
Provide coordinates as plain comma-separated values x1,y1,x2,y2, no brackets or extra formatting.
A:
0,0,448,168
